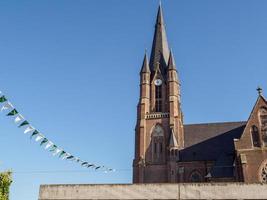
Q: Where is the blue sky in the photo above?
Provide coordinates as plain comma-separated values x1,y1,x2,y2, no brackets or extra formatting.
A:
1,0,267,199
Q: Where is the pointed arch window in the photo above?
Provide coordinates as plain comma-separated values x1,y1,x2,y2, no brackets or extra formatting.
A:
189,170,202,182
155,85,162,112
151,124,164,163
251,126,260,147
259,107,267,146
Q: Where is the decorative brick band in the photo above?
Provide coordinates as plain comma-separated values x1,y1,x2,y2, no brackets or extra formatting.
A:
145,112,170,119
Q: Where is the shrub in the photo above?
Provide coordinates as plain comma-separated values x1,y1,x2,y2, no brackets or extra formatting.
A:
0,171,12,200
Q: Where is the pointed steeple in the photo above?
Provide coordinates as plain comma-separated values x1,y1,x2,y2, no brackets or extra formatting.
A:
167,50,176,70
150,4,170,72
156,2,164,25
140,52,150,73
169,129,178,149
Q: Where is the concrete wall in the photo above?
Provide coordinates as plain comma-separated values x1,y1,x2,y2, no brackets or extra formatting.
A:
39,183,267,199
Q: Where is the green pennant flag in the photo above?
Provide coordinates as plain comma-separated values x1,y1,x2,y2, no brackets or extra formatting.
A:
59,151,66,158
66,155,74,160
6,109,18,116
40,138,48,146
18,120,29,127
30,130,39,139
81,162,88,166
0,96,7,103
49,145,57,152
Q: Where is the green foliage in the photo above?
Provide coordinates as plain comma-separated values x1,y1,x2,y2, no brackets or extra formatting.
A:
0,171,12,200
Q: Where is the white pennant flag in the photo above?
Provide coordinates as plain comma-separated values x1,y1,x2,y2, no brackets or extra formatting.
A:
53,148,61,156
14,114,24,123
62,153,70,160
24,125,34,134
35,134,44,142
45,141,53,149
1,102,13,111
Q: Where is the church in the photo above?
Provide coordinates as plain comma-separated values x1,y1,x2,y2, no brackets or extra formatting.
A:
132,4,267,184
38,4,267,200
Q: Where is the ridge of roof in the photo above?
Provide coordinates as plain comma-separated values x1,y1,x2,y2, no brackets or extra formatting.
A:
184,121,246,127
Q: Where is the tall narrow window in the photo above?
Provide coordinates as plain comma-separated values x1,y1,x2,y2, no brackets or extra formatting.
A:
155,85,162,112
251,126,260,147
154,142,157,154
151,124,164,163
259,107,267,146
159,142,162,153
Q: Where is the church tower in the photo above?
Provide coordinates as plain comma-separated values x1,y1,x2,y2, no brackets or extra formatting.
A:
133,5,184,183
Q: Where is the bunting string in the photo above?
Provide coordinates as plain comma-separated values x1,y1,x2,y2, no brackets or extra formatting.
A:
0,91,114,173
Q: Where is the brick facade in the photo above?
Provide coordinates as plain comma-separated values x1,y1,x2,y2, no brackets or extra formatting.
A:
133,5,267,184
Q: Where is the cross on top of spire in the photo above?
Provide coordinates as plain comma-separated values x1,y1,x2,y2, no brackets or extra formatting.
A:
257,86,263,95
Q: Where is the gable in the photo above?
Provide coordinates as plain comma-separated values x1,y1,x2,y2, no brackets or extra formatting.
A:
235,95,267,150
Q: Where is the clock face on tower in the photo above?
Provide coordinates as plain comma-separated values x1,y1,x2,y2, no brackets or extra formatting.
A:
154,79,162,86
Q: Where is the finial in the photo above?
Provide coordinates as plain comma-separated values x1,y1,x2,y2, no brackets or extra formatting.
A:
257,86,263,95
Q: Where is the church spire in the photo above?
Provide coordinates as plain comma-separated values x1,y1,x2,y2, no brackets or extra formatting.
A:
149,4,170,72
167,49,176,70
140,52,150,73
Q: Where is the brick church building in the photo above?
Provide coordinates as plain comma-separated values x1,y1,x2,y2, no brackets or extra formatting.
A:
133,5,267,184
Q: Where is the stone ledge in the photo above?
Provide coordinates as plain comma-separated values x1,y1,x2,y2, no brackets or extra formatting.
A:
39,183,267,199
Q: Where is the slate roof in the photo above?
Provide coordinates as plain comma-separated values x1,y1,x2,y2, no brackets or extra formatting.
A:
180,121,246,178
167,50,176,70
149,4,170,73
140,53,150,73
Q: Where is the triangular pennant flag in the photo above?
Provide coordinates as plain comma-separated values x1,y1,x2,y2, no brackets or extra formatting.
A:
49,145,57,152
6,109,18,116
24,125,34,134
45,141,53,149
0,96,7,103
58,151,66,158
66,155,74,160
87,164,95,168
18,120,29,127
81,162,88,166
30,130,39,139
52,148,61,156
62,153,70,160
40,138,48,146
35,134,44,142
1,102,13,111
14,114,24,123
